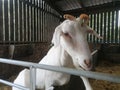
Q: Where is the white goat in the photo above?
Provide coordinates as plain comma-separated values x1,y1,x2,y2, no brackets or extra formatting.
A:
13,14,97,90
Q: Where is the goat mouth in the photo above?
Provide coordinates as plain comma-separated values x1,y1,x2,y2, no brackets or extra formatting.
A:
78,65,92,71
78,65,86,70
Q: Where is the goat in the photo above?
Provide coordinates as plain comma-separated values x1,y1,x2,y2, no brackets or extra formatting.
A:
13,14,95,90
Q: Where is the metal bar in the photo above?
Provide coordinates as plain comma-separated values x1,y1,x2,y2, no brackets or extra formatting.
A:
17,0,20,42
115,10,118,43
90,14,93,42
111,11,115,43
8,0,11,42
38,0,40,42
29,66,36,90
96,13,99,43
93,14,96,43
0,79,29,90
13,0,16,42
104,12,106,43
91,50,98,55
22,0,25,42
32,0,35,42
107,11,110,43
2,0,5,42
29,0,32,42
24,0,29,41
0,58,120,83
35,0,38,42
100,13,103,43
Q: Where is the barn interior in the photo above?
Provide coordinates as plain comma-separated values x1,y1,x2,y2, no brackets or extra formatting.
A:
0,0,120,90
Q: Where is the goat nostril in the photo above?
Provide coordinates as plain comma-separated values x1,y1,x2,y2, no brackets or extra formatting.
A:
84,59,91,67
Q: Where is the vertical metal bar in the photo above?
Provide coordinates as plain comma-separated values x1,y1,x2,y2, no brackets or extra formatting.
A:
93,13,96,43
22,0,24,42
113,11,116,43
102,12,105,44
44,3,46,42
111,11,115,43
40,0,42,41
46,4,49,42
87,14,89,42
35,0,38,42
118,10,120,43
106,12,108,44
97,13,99,43
33,0,36,42
104,12,106,43
30,0,33,42
43,1,45,42
13,0,16,42
8,0,11,42
25,0,28,42
91,14,94,43
23,0,26,43
30,66,36,90
2,0,5,42
10,0,13,43
88,14,92,42
0,1,2,41
32,0,35,42
100,13,103,43
41,0,43,42
107,11,110,44
38,0,40,42
115,10,118,43
29,0,32,42
17,0,20,42
0,0,2,42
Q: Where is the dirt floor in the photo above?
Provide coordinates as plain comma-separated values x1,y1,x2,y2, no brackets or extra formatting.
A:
90,61,120,90
0,44,120,90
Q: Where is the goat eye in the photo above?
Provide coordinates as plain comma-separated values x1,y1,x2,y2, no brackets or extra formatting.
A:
63,32,72,39
64,33,69,36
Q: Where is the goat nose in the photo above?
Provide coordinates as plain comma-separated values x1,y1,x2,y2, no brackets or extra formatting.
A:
84,59,91,68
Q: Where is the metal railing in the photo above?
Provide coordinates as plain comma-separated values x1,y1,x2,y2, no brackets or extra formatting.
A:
0,0,60,44
88,10,120,44
0,56,120,90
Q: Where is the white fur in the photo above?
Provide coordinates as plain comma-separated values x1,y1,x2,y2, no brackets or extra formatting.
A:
13,18,94,90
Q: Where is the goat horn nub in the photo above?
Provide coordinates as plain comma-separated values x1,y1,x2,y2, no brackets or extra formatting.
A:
80,14,89,25
63,14,76,20
80,14,89,20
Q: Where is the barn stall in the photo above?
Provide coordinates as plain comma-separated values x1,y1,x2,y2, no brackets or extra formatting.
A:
0,0,120,90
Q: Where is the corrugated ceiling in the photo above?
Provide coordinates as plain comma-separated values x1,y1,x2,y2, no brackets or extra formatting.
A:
45,0,120,15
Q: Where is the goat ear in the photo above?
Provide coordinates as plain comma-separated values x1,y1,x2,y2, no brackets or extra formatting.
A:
51,26,62,46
